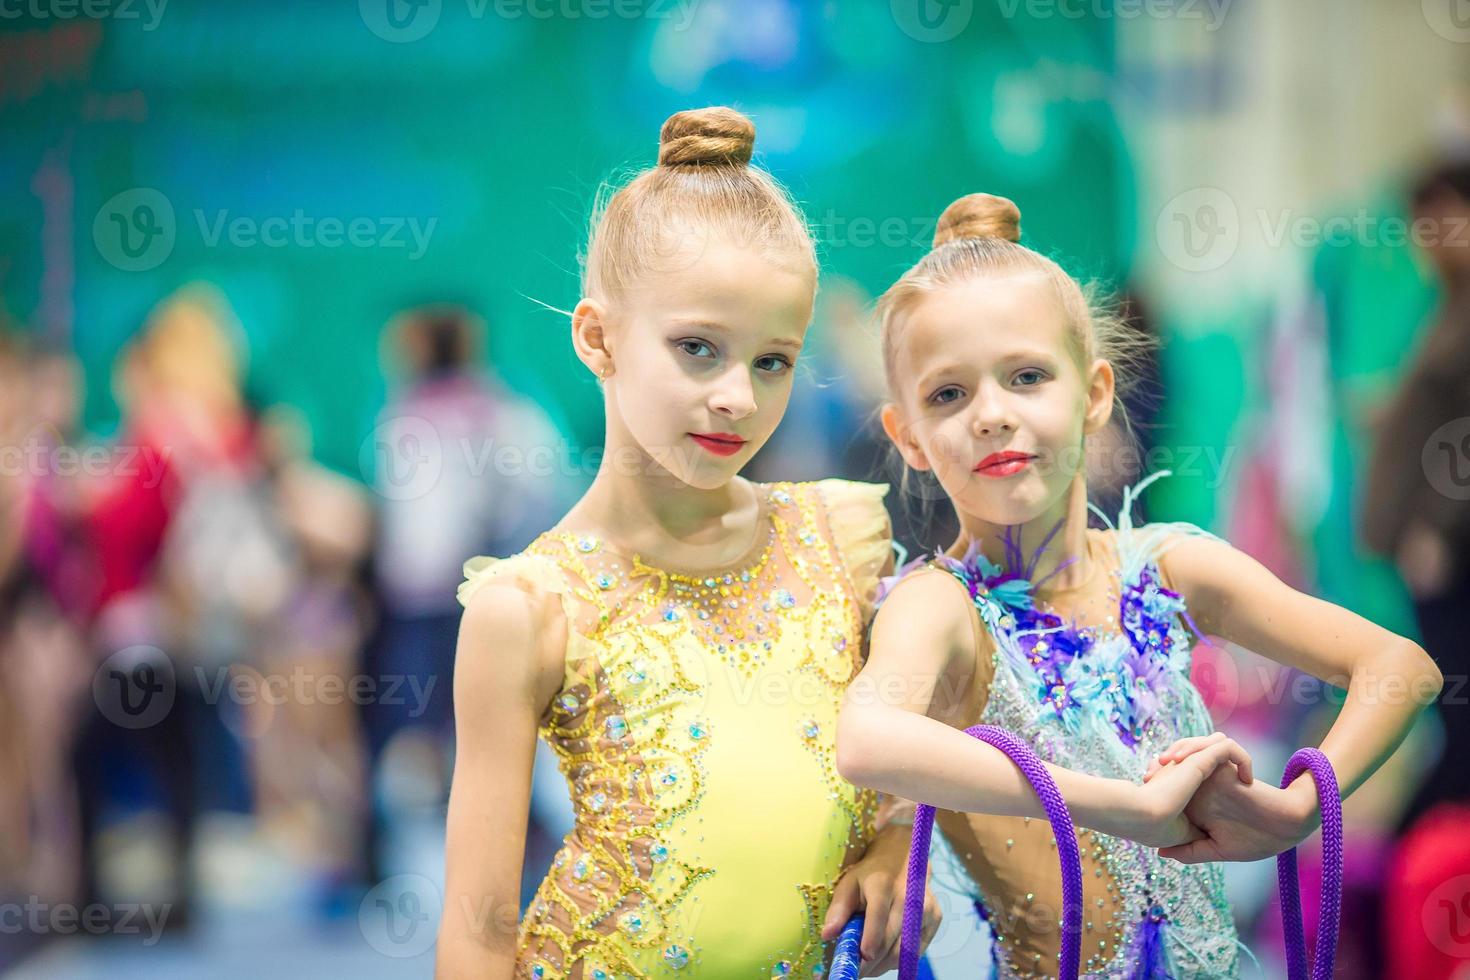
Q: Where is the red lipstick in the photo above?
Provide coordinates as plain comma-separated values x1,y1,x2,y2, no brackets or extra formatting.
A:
690,432,747,457
974,450,1035,477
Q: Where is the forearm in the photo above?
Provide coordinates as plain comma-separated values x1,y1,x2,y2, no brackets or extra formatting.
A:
1293,640,1443,822
838,699,1136,837
437,845,522,980
435,929,517,980
437,827,526,979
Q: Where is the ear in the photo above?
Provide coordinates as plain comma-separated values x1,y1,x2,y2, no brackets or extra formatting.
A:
1082,358,1115,436
571,298,614,380
880,402,932,472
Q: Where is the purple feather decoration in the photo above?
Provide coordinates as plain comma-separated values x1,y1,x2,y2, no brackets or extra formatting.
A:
1127,912,1170,979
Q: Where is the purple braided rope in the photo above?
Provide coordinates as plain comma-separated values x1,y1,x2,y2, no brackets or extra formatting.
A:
1277,748,1342,980
899,725,1083,980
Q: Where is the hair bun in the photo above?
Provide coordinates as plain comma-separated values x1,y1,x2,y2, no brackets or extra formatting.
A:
658,107,756,168
933,193,1022,247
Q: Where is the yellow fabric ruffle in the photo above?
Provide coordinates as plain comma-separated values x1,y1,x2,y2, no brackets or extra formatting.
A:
814,478,893,616
456,551,568,608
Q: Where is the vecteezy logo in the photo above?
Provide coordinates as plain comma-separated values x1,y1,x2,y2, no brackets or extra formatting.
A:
1188,641,1239,724
361,414,443,501
890,0,973,42
1424,0,1470,42
359,874,442,957
1423,874,1470,957
93,189,176,272
1155,188,1239,273
1423,417,1470,501
93,646,176,729
360,0,441,42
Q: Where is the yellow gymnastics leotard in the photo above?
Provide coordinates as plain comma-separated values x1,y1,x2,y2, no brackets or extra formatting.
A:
456,479,893,979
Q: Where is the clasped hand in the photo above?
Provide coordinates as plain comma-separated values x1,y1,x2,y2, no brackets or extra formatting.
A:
1138,732,1321,863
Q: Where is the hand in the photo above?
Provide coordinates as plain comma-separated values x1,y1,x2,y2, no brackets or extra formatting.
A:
1123,732,1254,849
820,824,941,976
1144,733,1254,785
1145,735,1318,863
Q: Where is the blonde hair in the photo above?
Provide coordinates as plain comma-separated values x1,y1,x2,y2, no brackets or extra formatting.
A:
139,283,245,418
879,192,1152,427
582,106,816,303
876,193,1156,512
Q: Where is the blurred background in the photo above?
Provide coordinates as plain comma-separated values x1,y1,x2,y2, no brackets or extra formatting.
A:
3,1,1470,977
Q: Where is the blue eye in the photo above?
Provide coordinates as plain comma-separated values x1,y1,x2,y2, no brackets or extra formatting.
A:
1015,369,1047,387
677,339,716,359
929,385,963,406
755,354,792,375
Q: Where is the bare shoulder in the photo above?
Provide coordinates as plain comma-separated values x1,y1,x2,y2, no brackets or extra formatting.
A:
1152,528,1247,607
872,564,983,666
456,577,568,723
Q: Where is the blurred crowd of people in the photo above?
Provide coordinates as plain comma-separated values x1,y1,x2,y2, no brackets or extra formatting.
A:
0,288,569,968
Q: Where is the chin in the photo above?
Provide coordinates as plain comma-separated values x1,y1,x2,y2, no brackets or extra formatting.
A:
681,468,735,491
667,451,740,490
639,431,758,490
955,479,1046,524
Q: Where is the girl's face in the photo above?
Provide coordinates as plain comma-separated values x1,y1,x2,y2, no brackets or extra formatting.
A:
882,272,1112,526
606,240,815,490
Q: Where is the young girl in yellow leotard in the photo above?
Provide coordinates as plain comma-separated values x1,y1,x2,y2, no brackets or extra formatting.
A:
435,107,940,979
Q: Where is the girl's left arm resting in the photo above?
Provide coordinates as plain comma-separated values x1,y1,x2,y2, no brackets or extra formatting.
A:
1163,534,1444,831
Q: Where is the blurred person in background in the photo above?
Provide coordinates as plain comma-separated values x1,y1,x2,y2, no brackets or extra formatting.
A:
1360,158,1470,827
0,324,38,879
366,303,569,876
0,328,74,925
234,402,375,913
0,333,95,927
1364,157,1470,979
68,283,258,931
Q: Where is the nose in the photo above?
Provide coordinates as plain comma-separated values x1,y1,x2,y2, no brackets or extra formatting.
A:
969,383,1015,437
709,364,757,421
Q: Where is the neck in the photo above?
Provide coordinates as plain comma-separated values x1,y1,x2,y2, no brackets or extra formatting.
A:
569,414,756,558
947,472,1093,592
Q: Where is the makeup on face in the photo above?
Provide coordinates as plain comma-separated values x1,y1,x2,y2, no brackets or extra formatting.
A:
890,277,1089,516
689,432,747,456
610,241,815,488
973,450,1038,478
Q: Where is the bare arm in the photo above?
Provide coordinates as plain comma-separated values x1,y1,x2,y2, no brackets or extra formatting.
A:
1162,534,1444,825
865,545,921,831
435,583,566,979
836,568,1246,847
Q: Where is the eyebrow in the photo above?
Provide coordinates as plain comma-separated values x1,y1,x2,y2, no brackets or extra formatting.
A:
914,350,1057,392
669,319,804,352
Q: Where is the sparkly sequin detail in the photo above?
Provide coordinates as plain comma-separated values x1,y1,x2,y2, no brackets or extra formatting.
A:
460,481,890,978
885,531,1200,750
877,471,1241,978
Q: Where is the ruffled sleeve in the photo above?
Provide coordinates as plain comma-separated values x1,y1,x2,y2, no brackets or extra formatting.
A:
456,551,588,690
816,479,894,617
456,551,570,609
